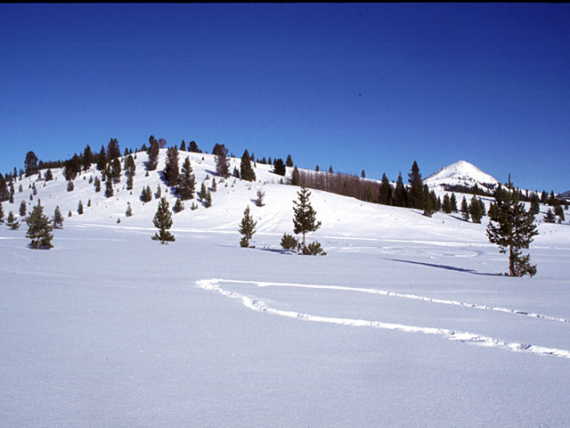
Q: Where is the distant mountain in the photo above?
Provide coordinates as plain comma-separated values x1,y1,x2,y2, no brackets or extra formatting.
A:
558,190,570,201
425,160,499,191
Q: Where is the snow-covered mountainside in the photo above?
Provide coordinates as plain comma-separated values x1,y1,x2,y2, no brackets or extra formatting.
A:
425,160,499,190
559,190,570,201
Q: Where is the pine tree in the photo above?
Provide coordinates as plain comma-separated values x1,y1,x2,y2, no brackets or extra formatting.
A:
442,194,452,213
67,180,74,192
94,177,101,192
26,204,53,249
53,206,64,229
239,205,257,247
286,155,294,167
393,173,408,207
173,198,184,213
422,186,435,217
255,190,265,207
68,210,72,218
0,201,3,223
203,189,212,208
554,204,565,222
408,161,424,209
273,159,286,176
82,145,94,171
107,138,121,160
125,202,133,217
469,195,483,223
450,193,458,212
240,150,256,182
487,191,538,277
461,196,470,221
105,173,114,198
110,158,121,183
45,169,53,181
178,157,196,200
126,171,133,190
291,167,300,186
543,208,556,223
155,185,162,199
378,173,393,205
529,193,540,216
215,145,230,178
198,182,208,201
152,198,175,244
164,146,180,187
6,211,19,230
146,136,159,171
211,178,217,192
189,141,201,153
292,186,322,250
140,186,152,203
180,140,187,151
96,146,107,171
77,200,84,215
19,200,27,217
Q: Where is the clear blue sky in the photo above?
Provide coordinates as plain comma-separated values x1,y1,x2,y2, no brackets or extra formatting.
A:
1,4,568,191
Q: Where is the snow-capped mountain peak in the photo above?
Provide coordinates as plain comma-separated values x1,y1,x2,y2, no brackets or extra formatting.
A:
425,160,499,190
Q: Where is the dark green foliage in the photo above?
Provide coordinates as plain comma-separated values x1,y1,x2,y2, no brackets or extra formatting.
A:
94,177,101,192
469,195,483,223
487,190,538,277
164,146,180,187
529,193,540,216
393,173,408,207
360,169,366,178
67,180,74,192
203,189,212,208
105,173,114,198
189,141,201,153
302,241,326,256
422,187,435,217
82,145,94,170
180,140,187,151
328,166,334,174
407,161,424,209
173,198,184,213
215,145,230,178
280,233,298,250
110,158,121,183
378,173,393,205
96,146,107,171
87,199,91,207
77,200,84,215
0,202,3,223
6,211,19,230
19,200,27,217
450,193,458,212
25,151,39,177
140,186,152,203
63,155,82,181
124,203,133,217
291,167,300,186
44,169,53,181
26,204,53,249
126,171,133,190
152,198,175,244
461,196,469,221
178,157,196,200
293,186,321,249
155,185,162,199
233,167,240,178
53,206,63,229
554,204,565,222
240,150,256,182
211,178,217,192
107,138,121,160
543,208,556,223
286,155,294,167
273,159,286,176
239,206,257,247
198,182,208,201
442,194,452,213
147,136,159,171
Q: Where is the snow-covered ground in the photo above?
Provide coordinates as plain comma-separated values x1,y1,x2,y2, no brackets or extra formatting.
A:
1,150,569,427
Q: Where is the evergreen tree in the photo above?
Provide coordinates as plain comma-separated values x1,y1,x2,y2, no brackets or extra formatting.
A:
422,186,435,217
203,189,212,208
198,182,208,201
96,146,107,171
543,208,556,223
173,198,184,213
180,140,187,151
155,185,162,199
233,167,240,179
107,138,121,160
164,146,180,187
273,159,286,176
450,193,458,212
378,173,393,205
87,199,91,208
285,155,294,167
240,150,256,181
408,161,424,209
24,151,39,177
126,171,133,190
215,145,230,178
26,204,53,249
6,211,19,230
105,173,114,198
146,136,160,171
19,200,27,217
469,195,483,223
189,140,201,153
77,200,84,215
211,178,217,192
125,202,133,217
291,167,300,186
461,196,470,221
554,204,565,222
0,201,3,223
140,186,152,203
442,194,452,213
529,193,540,216
67,180,74,192
82,145,94,171
328,166,334,174
487,191,538,277
177,157,196,200
68,210,72,218
94,177,101,192
292,186,322,250
361,169,366,178
45,169,53,181
152,198,175,244
393,173,408,207
239,205,257,247
53,206,64,229
110,158,121,183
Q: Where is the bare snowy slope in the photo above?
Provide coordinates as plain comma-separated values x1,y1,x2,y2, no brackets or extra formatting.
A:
425,160,499,190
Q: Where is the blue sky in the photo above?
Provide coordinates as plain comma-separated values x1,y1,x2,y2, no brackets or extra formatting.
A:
1,4,568,191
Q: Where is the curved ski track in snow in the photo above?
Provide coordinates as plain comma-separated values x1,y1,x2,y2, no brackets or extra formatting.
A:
196,279,570,360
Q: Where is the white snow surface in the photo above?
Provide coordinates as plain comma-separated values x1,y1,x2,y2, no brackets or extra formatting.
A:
1,150,569,427
425,160,499,189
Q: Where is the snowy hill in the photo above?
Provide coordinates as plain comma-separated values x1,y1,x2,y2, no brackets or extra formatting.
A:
425,160,499,190
559,190,570,201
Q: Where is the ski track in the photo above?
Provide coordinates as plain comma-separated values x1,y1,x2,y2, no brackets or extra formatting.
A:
196,278,570,360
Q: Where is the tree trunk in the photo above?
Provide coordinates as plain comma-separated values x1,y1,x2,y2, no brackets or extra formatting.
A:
509,245,515,276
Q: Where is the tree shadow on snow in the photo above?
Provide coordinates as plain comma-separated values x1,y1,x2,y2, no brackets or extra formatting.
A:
387,258,502,277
